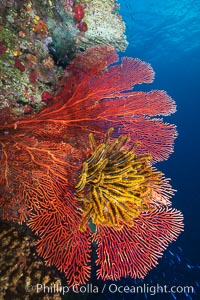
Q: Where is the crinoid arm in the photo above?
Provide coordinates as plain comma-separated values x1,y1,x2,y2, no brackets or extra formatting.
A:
75,129,183,281
76,129,172,230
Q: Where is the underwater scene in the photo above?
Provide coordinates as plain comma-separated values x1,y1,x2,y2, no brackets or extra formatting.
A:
0,0,199,299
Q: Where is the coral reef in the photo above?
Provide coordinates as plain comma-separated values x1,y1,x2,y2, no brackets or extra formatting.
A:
46,9,78,67
0,0,128,116
0,1,64,115
76,0,128,51
0,46,183,286
0,221,62,300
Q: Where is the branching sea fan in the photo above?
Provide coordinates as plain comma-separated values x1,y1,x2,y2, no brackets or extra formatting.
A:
0,46,183,286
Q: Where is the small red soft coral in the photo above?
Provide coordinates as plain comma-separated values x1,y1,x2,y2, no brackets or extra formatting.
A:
0,46,183,286
29,70,37,84
41,91,53,102
73,5,85,22
14,58,25,72
78,21,88,32
0,43,6,55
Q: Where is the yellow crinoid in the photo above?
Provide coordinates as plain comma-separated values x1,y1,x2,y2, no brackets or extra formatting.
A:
75,128,162,231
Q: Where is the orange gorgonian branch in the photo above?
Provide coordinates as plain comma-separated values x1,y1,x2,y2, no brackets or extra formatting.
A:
0,46,183,286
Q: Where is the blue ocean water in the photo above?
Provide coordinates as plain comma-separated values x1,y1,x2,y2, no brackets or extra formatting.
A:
117,0,200,299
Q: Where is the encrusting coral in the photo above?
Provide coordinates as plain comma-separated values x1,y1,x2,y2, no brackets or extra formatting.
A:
0,0,128,116
76,0,128,51
0,1,64,114
0,46,183,286
0,221,62,300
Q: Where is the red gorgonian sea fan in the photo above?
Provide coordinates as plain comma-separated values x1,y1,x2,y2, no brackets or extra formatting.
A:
0,46,183,286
